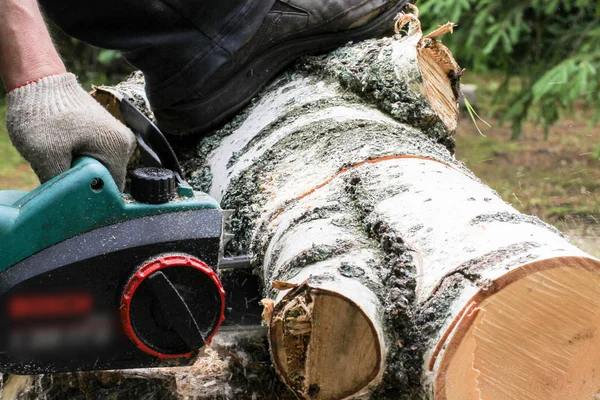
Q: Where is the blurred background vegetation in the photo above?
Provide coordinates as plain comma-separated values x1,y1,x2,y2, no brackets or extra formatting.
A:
51,23,136,89
420,0,600,138
0,1,598,254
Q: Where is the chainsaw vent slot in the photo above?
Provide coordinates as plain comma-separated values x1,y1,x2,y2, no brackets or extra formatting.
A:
90,178,104,193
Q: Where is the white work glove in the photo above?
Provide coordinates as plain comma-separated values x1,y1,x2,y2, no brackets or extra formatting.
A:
6,73,136,190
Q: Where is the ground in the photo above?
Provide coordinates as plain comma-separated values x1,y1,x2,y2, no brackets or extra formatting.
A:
459,72,600,256
0,92,598,257
458,115,600,257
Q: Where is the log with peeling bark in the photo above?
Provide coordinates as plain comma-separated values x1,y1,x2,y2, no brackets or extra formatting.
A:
10,8,600,400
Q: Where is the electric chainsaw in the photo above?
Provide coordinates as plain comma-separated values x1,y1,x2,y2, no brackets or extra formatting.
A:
0,99,262,375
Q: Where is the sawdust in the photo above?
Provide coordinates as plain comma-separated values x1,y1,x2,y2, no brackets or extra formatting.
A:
272,285,314,395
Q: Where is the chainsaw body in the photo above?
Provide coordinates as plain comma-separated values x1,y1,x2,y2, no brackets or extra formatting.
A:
0,100,261,375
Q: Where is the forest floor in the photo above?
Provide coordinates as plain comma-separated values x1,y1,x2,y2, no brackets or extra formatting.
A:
1,88,598,257
457,114,600,257
459,72,600,257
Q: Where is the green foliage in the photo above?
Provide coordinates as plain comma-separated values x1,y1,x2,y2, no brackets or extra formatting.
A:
419,0,600,137
97,50,121,66
464,97,491,136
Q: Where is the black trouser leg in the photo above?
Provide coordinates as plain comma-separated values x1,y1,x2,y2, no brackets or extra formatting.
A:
39,0,275,109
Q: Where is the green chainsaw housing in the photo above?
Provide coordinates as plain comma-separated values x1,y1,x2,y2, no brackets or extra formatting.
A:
0,98,262,375
0,157,235,374
0,157,219,272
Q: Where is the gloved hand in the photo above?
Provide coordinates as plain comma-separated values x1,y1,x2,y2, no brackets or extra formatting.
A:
6,73,136,190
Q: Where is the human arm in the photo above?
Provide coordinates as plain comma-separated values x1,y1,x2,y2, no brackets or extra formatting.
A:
0,0,66,90
0,0,135,189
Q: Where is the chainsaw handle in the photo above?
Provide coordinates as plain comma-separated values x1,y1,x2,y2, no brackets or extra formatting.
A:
119,98,186,186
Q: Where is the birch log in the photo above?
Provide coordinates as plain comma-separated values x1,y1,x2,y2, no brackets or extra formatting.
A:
15,10,600,400
189,15,464,398
185,16,600,399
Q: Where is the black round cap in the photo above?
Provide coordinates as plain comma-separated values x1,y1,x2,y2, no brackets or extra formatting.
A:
130,168,176,204
129,266,223,354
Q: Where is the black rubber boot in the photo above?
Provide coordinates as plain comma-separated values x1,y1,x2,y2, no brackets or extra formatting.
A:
154,0,414,135
40,0,276,122
41,0,413,136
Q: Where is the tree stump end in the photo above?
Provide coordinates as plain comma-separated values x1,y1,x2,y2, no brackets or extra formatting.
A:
436,256,600,400
270,283,382,399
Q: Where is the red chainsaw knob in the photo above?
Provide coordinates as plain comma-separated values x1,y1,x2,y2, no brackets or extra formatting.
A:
120,255,225,359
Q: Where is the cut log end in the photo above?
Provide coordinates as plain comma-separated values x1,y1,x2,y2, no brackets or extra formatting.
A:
394,6,460,134
270,284,382,400
417,44,459,132
91,89,125,123
437,256,600,400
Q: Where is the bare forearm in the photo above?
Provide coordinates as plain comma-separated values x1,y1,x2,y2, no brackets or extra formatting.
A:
0,0,65,91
